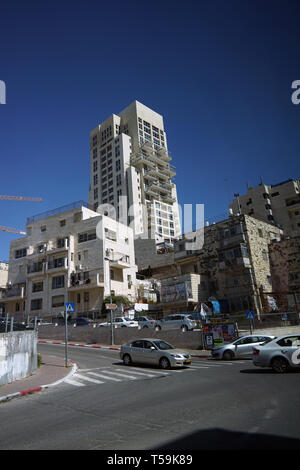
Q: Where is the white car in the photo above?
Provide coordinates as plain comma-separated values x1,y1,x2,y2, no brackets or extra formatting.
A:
253,334,300,373
27,318,52,328
97,317,138,328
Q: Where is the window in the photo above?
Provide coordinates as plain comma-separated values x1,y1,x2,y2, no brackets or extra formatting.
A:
15,248,27,259
271,192,280,197
48,257,65,269
116,174,122,186
52,295,65,308
57,238,66,249
31,299,42,311
78,231,96,243
131,340,144,348
277,336,300,347
52,275,65,289
60,219,66,227
41,225,46,232
84,292,89,303
32,281,43,293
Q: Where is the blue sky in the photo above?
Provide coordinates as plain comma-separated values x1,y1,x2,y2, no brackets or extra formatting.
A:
0,0,299,261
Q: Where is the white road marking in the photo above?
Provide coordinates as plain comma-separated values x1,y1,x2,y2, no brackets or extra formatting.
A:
74,373,104,384
87,372,122,382
100,370,138,380
115,368,159,377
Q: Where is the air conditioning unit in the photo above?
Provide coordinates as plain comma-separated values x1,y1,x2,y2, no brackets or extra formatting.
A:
76,264,83,270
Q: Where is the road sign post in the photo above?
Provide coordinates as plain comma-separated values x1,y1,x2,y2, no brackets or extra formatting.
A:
64,303,75,367
246,310,255,334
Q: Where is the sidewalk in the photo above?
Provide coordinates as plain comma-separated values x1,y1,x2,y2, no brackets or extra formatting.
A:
0,354,77,403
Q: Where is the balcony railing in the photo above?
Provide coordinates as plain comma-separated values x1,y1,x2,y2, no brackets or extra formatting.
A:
68,272,104,289
0,286,25,299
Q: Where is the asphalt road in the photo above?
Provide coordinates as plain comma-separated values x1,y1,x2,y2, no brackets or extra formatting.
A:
0,343,300,450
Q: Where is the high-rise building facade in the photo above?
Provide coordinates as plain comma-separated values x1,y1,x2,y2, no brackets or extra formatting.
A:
229,178,300,237
88,100,181,246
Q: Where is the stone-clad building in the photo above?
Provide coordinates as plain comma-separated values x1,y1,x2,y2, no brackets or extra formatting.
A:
137,214,283,316
269,236,300,309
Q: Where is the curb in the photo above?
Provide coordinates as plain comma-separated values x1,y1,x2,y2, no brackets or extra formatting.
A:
0,360,78,404
38,340,211,357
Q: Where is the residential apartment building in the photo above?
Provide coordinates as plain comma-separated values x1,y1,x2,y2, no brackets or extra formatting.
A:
2,201,137,320
229,178,300,237
88,100,181,246
0,261,8,288
269,235,300,294
138,214,283,316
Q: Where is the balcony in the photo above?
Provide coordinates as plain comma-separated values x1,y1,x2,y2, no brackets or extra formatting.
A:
130,153,156,168
110,254,131,269
27,262,45,275
47,258,68,272
0,285,26,300
68,272,104,290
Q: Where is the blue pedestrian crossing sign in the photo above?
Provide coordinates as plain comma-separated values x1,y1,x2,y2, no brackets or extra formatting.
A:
65,302,75,313
246,310,255,320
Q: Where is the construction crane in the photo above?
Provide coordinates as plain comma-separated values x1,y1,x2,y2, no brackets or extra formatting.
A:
1,194,43,236
0,195,43,202
0,226,26,235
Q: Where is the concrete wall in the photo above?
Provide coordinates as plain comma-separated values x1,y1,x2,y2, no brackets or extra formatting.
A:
0,330,37,386
38,325,204,350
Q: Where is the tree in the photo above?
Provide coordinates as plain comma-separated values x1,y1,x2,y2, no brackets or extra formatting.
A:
101,295,132,316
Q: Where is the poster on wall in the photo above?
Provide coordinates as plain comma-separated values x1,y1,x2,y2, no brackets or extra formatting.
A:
161,281,192,303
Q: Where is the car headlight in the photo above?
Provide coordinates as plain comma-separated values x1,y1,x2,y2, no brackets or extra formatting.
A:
170,354,183,359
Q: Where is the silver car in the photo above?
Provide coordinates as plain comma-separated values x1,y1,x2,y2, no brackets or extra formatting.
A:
253,334,300,373
120,338,192,369
134,316,155,328
211,334,275,360
97,317,138,328
154,314,197,332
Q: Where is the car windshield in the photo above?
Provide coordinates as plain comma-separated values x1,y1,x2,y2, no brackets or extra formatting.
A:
152,340,175,350
124,317,131,321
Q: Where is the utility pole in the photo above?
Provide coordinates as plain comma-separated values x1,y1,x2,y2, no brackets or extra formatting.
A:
105,253,114,346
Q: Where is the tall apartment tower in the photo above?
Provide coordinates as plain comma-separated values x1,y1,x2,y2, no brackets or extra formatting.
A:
229,178,300,237
88,100,181,246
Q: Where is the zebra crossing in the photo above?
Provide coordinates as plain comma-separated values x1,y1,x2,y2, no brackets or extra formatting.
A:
63,360,248,388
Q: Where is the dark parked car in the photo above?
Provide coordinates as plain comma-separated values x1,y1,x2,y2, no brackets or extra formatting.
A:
69,317,97,327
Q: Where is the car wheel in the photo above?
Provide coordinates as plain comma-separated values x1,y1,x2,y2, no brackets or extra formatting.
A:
271,356,289,373
160,357,171,369
181,325,188,332
143,325,148,328
123,354,132,366
222,350,234,361
155,325,161,331
121,325,127,328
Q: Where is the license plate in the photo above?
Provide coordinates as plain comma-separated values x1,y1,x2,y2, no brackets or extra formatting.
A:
184,359,191,364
